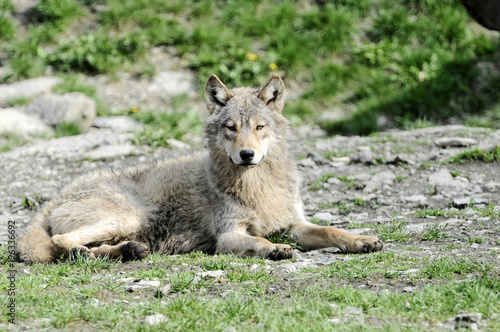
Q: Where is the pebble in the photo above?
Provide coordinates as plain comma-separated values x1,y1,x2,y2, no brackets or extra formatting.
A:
144,313,169,326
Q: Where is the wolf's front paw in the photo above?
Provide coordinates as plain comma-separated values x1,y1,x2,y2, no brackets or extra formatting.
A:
70,246,95,260
267,244,294,260
120,241,151,261
343,235,383,254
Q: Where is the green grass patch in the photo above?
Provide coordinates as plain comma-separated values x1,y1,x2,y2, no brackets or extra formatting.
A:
2,0,499,132
54,121,82,138
446,146,500,163
0,133,27,154
131,109,203,147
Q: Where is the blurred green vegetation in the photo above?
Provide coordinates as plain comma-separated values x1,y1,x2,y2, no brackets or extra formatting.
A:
1,0,499,135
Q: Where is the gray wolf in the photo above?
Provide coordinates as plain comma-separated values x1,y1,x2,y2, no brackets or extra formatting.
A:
17,74,383,263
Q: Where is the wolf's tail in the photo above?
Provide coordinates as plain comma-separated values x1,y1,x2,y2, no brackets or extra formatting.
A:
17,212,58,263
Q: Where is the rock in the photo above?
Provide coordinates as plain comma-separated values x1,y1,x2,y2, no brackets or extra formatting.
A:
405,223,431,233
166,139,191,151
350,146,377,164
84,144,137,160
147,70,196,96
0,108,52,135
428,169,469,196
434,137,478,148
400,194,428,205
156,284,172,297
2,130,133,159
306,151,331,165
328,318,341,324
402,287,414,293
345,307,363,316
452,197,489,209
297,157,317,168
197,270,224,279
455,313,481,330
363,171,396,193
327,177,343,185
483,181,500,192
0,77,62,105
23,93,96,131
93,116,143,132
144,313,169,325
313,212,336,223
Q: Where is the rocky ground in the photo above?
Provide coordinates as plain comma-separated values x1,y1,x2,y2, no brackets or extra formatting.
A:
1,74,500,330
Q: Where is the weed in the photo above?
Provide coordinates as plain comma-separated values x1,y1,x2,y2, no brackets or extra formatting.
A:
394,175,407,183
421,257,492,279
427,185,438,196
468,237,486,244
131,110,203,147
54,121,82,138
420,223,450,241
446,146,500,163
0,133,27,154
374,220,410,242
354,198,367,207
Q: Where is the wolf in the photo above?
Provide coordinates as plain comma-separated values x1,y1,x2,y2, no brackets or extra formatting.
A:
17,74,383,263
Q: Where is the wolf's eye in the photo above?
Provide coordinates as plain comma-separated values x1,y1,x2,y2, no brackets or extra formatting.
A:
226,125,237,131
256,125,265,130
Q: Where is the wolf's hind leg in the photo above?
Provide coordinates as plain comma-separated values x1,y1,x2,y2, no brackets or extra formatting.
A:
290,223,383,253
91,241,150,261
216,231,294,260
51,219,144,260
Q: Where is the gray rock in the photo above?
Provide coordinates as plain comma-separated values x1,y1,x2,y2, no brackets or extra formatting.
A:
147,70,196,96
23,93,96,131
2,130,133,159
84,144,137,160
93,116,143,132
405,223,431,233
0,77,62,104
428,169,469,195
0,108,53,135
297,157,317,168
197,270,224,279
350,146,376,164
453,197,489,209
313,212,336,223
483,181,500,192
363,171,395,193
156,284,172,297
166,139,191,151
434,137,478,148
327,177,343,185
400,194,428,204
345,307,363,316
306,151,330,165
455,313,481,330
371,171,396,185
144,313,169,325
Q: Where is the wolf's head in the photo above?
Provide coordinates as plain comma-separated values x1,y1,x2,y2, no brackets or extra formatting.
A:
204,74,286,168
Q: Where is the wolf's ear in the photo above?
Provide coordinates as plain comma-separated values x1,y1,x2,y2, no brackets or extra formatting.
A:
205,75,233,114
258,74,285,113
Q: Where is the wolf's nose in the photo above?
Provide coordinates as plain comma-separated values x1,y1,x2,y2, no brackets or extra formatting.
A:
240,150,255,162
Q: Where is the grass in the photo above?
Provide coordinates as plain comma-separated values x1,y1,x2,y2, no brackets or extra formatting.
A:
0,133,27,154
2,247,498,330
446,146,500,163
1,0,499,135
54,121,82,138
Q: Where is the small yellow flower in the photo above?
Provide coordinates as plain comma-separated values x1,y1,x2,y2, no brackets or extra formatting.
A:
269,63,278,71
131,106,139,113
245,53,258,61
